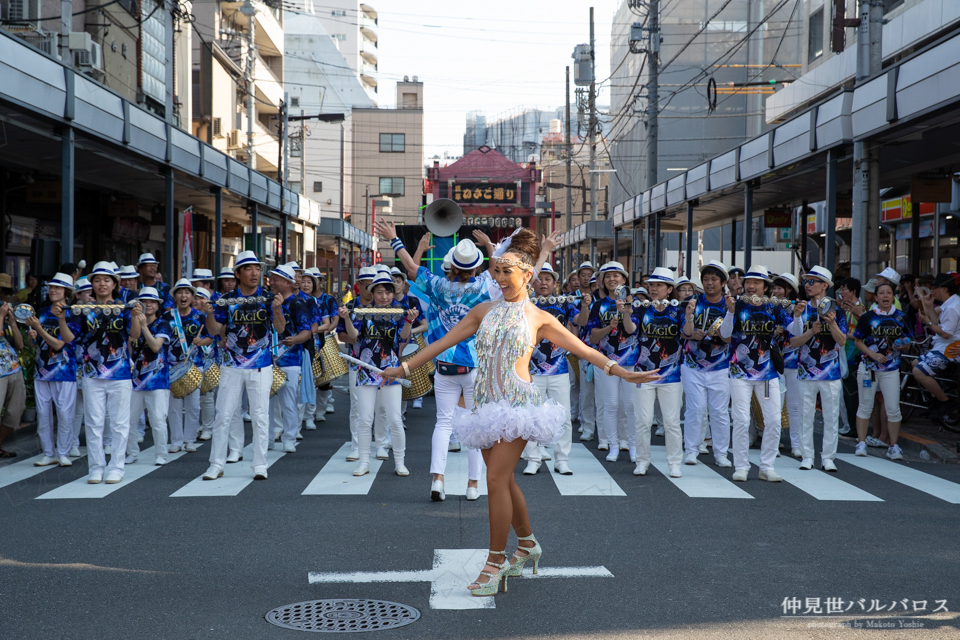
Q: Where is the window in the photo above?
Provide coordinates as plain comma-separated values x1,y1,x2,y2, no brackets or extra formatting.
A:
289,181,301,194
379,178,404,196
332,34,347,41
313,181,323,193
808,8,824,63
290,96,300,108
379,133,405,153
331,9,347,16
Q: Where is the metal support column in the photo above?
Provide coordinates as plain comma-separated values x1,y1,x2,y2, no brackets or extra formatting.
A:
213,187,222,276
801,200,808,271
61,126,75,264
336,237,342,295
825,150,838,274
280,214,288,264
685,201,694,277
613,227,619,262
165,170,175,284
653,213,662,267
250,201,259,257
730,221,737,267
744,183,754,269
910,196,921,276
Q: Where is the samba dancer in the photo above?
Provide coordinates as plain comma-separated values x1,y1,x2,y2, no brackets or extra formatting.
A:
199,251,285,481
718,266,789,482
772,273,802,458
24,273,81,467
166,279,212,453
381,229,660,597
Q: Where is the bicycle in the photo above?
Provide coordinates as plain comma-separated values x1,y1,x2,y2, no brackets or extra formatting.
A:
899,337,960,433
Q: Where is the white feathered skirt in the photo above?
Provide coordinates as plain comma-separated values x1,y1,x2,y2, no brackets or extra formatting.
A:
453,399,568,450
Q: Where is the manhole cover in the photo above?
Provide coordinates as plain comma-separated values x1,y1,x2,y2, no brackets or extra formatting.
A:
265,599,421,633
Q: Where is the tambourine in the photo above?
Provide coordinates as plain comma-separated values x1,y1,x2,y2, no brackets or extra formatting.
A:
614,284,629,302
215,296,270,306
12,304,35,323
817,297,838,316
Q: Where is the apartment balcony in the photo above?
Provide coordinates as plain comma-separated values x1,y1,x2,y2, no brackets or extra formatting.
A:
359,5,377,42
360,61,378,88
254,53,283,113
222,0,283,57
359,35,378,65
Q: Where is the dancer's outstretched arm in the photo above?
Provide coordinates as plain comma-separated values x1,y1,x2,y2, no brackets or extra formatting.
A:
382,302,490,376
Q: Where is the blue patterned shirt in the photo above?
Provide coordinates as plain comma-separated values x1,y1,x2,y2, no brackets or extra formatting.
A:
728,302,792,382
77,300,133,380
530,300,578,376
681,297,729,371
415,267,499,368
35,307,82,382
632,303,684,384
275,293,313,368
352,300,405,386
790,301,849,381
213,287,273,369
853,308,912,372
585,297,638,366
132,317,171,391
165,308,207,368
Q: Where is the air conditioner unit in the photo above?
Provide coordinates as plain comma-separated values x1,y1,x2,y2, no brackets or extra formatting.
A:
70,33,102,72
227,129,242,149
19,29,59,58
212,117,223,138
8,0,40,29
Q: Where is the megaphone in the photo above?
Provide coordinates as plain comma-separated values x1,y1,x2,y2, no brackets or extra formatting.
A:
424,198,463,237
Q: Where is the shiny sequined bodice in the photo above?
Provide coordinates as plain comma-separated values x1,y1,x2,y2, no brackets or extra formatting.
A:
473,299,542,409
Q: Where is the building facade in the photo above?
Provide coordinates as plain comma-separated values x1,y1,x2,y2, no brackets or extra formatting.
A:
312,0,379,104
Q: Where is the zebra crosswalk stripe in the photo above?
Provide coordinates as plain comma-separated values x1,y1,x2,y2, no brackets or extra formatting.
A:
544,443,626,496
0,448,87,490
37,446,190,499
172,444,283,497
749,452,883,501
648,446,753,499
836,453,960,504
301,442,384,496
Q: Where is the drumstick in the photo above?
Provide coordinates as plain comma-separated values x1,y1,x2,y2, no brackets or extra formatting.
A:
337,353,412,387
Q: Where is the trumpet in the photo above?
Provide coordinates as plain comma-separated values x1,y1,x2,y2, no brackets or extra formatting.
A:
632,299,681,309
215,296,271,307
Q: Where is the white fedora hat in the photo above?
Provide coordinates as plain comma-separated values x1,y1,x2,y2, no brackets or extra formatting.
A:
774,273,800,292
699,260,728,281
599,261,628,279
217,267,236,279
875,266,901,286
190,269,214,281
137,286,162,301
805,265,834,287
451,239,483,270
744,265,772,283
647,267,676,286
89,261,119,282
117,265,139,279
137,253,158,265
539,263,560,281
48,272,75,290
233,251,264,271
369,272,396,293
270,264,297,284
172,278,196,294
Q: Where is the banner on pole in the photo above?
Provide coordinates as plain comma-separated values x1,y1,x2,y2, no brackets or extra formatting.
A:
181,206,194,279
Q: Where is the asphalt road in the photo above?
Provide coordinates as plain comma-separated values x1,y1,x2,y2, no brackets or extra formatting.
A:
2,389,959,639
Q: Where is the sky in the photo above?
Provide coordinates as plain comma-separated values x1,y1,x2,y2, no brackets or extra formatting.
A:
367,0,622,159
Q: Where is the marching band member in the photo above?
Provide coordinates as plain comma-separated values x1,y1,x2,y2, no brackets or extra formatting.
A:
166,279,211,453
772,273,802,458
788,266,847,471
125,287,172,466
194,287,217,442
719,266,789,482
136,253,173,308
853,281,912,460
337,272,416,476
631,267,684,478
78,262,137,483
25,273,80,467
69,276,92,457
216,267,236,300
311,268,339,420
200,250,285,481
392,266,427,415
298,268,322,431
574,261,598,442
680,260,733,467
267,264,314,453
585,261,637,462
117,266,140,302
525,263,578,475
189,269,216,300
0,298,26,459
727,266,744,297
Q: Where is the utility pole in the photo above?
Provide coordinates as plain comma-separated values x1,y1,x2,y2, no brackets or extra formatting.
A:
565,66,573,274
241,0,256,170
299,109,306,194
588,6,598,264
646,0,659,192
281,93,290,188
850,0,882,280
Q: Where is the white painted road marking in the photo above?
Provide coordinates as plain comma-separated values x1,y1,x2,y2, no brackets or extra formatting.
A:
301,442,384,496
0,448,87,489
544,443,626,496
837,454,960,504
440,446,487,497
649,446,753,499
37,446,190,499
308,548,613,610
749,452,883,501
171,444,282,498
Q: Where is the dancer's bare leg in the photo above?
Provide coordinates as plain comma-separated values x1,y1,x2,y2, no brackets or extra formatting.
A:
468,438,527,589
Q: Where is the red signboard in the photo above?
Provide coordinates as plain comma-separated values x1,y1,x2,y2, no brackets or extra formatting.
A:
763,208,792,228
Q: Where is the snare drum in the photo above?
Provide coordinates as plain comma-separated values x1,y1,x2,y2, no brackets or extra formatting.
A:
401,342,433,400
170,361,203,399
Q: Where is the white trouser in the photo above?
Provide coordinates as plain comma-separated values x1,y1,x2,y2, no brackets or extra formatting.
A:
681,367,731,457
270,365,302,444
523,374,573,463
127,389,170,457
72,385,84,447
798,378,842,463
210,366,271,471
856,365,902,422
200,388,216,430
570,366,580,422
35,380,77,458
729,378,782,471
348,369,387,450
356,384,405,466
782,368,802,449
168,387,200,447
594,371,636,451
82,378,132,476
578,359,597,437
431,371,483,480
317,387,333,417
634,381,683,466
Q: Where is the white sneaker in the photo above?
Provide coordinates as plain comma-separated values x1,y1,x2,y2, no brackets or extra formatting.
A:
668,465,682,478
431,479,445,502
376,447,389,460
242,411,252,422
629,446,637,463
198,429,212,441
395,464,410,476
124,455,137,464
88,472,103,484
598,442,609,451
226,450,242,463
683,452,698,465
57,455,72,467
282,442,296,453
185,442,199,452
352,463,369,476
69,446,82,458
886,444,903,460
605,452,618,462
466,486,480,501
104,471,122,484
273,429,282,442
154,457,167,466
698,443,709,455
305,422,317,431
326,405,335,414
554,461,573,475
579,432,594,441
855,441,868,457
821,459,838,472
759,469,782,482
523,461,541,475
33,455,58,467
412,398,423,409
295,429,303,441
655,426,665,437
315,414,326,423
799,458,814,470
167,445,181,453
703,438,713,449
619,441,630,451
137,435,144,444
715,456,732,468
202,466,223,480
732,469,749,482
791,447,803,458
540,446,552,461
448,442,461,452
346,449,359,462
253,466,268,480
633,461,649,476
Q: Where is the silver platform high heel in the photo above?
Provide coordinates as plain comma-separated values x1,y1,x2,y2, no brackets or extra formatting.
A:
468,550,509,596
505,533,542,577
